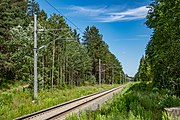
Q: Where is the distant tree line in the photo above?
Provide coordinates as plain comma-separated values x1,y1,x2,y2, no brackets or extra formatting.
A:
0,0,124,88
135,0,180,95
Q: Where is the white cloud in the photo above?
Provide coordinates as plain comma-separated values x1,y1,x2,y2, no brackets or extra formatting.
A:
98,6,149,22
68,6,106,16
111,6,148,16
63,5,149,22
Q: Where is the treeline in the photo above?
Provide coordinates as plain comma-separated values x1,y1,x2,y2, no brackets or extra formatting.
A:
135,0,180,95
0,0,124,88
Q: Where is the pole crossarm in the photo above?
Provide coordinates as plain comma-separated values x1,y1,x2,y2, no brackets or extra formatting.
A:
38,28,70,32
38,38,78,51
33,14,79,99
37,30,75,51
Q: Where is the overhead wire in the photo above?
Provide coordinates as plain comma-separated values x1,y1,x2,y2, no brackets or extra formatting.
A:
44,0,101,39
38,31,73,51
44,0,84,34
42,0,125,79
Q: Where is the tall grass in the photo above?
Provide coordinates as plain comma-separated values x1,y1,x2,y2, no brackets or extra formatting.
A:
67,82,180,120
0,84,117,120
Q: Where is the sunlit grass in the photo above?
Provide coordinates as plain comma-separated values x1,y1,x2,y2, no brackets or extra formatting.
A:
67,82,180,120
0,84,119,120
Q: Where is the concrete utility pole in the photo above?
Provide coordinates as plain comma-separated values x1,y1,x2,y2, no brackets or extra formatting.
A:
32,14,81,99
52,40,55,89
34,14,38,99
99,59,101,87
42,55,45,89
112,67,114,85
124,74,126,83
119,71,121,84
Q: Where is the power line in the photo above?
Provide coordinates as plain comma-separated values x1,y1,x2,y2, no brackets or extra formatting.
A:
38,31,76,51
44,0,101,40
43,0,105,44
44,0,84,34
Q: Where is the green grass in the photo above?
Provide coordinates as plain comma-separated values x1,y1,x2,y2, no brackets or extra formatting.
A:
0,84,118,120
67,82,180,120
0,80,29,93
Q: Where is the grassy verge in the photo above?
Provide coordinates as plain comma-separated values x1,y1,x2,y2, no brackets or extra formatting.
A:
67,82,180,120
0,84,119,120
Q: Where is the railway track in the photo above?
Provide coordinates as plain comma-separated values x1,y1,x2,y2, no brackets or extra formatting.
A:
15,84,128,120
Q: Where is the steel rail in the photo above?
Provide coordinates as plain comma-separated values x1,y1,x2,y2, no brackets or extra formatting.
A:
14,84,127,120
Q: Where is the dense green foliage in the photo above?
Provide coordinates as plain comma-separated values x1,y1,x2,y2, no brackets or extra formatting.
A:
134,56,151,82
83,26,124,84
0,84,118,120
0,1,125,119
135,0,180,95
0,0,28,84
67,82,180,120
0,0,124,88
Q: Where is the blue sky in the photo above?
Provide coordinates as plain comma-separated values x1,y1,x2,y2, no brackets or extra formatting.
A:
36,0,153,77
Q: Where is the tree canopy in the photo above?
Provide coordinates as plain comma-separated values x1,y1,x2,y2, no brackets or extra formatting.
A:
0,0,124,88
135,0,180,95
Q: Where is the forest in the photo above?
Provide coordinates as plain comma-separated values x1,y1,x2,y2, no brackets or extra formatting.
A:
0,0,124,90
0,0,180,119
67,0,180,119
134,0,180,96
0,1,126,119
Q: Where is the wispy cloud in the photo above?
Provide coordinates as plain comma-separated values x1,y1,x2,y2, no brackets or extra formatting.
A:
63,5,149,22
99,6,149,22
66,6,108,16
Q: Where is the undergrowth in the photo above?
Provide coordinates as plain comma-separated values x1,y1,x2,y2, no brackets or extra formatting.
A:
0,84,118,120
67,82,180,120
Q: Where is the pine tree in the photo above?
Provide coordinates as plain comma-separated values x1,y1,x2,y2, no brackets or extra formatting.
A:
27,0,40,17
145,0,180,94
0,0,28,84
83,26,123,84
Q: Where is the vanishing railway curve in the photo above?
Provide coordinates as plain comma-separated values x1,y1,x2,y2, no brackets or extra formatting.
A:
15,84,128,120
